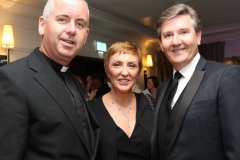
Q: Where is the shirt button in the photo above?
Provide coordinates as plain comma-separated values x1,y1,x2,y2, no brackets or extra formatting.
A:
166,129,170,133
165,141,169,146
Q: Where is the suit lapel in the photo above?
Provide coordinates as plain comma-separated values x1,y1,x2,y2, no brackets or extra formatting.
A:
28,50,90,154
151,77,171,158
152,77,171,134
167,58,206,153
154,77,172,121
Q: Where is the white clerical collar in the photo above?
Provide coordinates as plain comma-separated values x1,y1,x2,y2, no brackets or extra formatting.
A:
60,66,69,72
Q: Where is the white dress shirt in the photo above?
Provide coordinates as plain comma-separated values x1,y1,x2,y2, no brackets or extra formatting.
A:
170,53,200,109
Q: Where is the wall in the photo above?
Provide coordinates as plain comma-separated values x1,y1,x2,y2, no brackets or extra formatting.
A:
201,23,240,57
0,1,41,61
225,38,240,57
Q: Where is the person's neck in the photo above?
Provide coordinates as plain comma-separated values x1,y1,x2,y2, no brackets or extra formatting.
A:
39,47,70,66
150,87,156,93
150,88,157,98
109,91,134,108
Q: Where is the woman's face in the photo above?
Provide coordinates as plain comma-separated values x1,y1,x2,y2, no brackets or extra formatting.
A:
87,75,93,85
147,78,154,90
107,51,139,94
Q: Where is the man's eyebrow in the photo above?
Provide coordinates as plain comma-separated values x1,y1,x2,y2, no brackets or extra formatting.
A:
56,14,69,18
76,18,88,26
55,15,88,25
162,31,171,35
76,18,87,22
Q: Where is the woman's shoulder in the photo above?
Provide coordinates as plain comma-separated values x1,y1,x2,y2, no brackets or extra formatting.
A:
135,92,155,113
134,92,145,98
87,97,104,110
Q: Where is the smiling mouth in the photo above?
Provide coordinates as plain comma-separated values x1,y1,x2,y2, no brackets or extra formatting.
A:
172,48,184,53
62,39,75,45
119,79,129,83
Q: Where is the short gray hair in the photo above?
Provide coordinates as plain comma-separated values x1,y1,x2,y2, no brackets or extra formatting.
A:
42,0,90,26
156,3,202,38
42,0,54,20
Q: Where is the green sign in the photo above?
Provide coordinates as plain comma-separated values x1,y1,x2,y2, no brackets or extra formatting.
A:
96,41,107,52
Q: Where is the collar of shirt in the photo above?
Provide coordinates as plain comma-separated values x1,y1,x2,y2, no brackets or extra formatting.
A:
39,50,69,72
170,53,200,109
173,53,200,80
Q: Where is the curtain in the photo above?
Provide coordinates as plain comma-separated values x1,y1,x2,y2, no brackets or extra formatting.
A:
198,41,225,62
155,41,225,83
155,50,172,83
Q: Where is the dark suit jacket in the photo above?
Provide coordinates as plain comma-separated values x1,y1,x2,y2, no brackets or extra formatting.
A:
0,48,100,160
151,57,240,160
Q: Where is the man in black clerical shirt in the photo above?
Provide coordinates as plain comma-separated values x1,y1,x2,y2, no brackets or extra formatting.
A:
0,0,100,159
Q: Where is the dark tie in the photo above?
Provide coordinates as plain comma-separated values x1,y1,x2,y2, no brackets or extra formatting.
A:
61,71,94,153
167,71,182,110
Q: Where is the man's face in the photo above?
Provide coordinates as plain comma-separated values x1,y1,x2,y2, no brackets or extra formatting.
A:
159,14,201,71
38,0,89,66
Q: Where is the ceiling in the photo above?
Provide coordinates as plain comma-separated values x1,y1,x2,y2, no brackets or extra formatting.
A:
5,0,240,44
87,0,240,29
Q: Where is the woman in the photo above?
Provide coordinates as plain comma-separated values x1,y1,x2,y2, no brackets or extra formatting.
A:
88,41,153,160
82,74,95,101
146,76,159,101
222,56,240,66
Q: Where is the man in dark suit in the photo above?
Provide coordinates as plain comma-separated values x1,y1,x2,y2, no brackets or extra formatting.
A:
151,3,240,160
0,0,100,159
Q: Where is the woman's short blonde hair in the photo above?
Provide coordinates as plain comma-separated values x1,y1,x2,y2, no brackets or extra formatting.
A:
104,41,142,74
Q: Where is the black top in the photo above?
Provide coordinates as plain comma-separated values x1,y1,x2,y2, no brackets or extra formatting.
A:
89,93,153,160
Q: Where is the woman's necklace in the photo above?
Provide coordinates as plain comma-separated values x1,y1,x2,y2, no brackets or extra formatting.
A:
110,93,132,129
